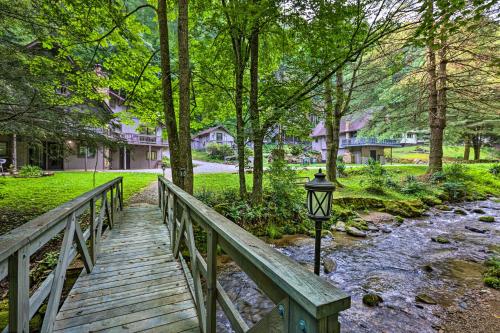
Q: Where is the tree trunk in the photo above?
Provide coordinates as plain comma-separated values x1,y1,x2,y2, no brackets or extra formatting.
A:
158,0,182,186
324,70,343,185
12,133,17,171
426,43,443,173
177,0,193,194
249,22,262,203
472,134,481,160
235,65,247,198
463,135,470,160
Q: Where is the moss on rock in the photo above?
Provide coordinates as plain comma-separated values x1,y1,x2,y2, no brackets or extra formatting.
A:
479,216,495,223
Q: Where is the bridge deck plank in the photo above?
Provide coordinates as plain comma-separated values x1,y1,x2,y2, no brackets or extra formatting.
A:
54,204,199,332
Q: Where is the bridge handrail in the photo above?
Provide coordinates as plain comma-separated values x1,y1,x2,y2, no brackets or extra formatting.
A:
158,176,350,333
0,177,123,332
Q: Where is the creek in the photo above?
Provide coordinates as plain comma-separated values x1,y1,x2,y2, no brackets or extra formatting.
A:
216,199,500,332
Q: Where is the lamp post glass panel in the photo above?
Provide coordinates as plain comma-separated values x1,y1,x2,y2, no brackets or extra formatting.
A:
305,169,335,275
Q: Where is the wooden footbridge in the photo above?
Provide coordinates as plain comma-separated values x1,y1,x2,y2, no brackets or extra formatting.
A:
0,177,350,333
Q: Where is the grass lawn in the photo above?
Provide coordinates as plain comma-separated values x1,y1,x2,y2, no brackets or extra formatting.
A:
387,145,500,162
193,163,500,202
0,172,156,215
191,150,224,163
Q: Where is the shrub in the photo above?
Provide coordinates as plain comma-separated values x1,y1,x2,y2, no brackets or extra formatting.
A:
483,256,500,289
401,175,427,194
442,181,467,201
360,159,391,194
206,143,233,160
19,165,42,177
489,164,500,176
336,156,347,178
430,171,446,183
289,145,304,156
444,163,470,181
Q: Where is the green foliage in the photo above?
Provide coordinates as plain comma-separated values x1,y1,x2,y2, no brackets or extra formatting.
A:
289,145,304,156
483,256,500,289
444,163,470,182
336,156,347,178
442,181,467,201
360,159,392,194
206,143,233,160
19,165,42,177
400,175,427,195
489,164,500,176
161,157,171,168
31,251,59,283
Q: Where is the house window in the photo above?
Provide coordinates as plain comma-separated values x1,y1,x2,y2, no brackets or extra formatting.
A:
315,138,318,143
147,151,157,160
138,125,155,135
0,142,7,156
216,132,223,142
77,145,96,158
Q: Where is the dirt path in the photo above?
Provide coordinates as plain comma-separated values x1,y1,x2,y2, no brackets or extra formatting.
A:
128,181,159,206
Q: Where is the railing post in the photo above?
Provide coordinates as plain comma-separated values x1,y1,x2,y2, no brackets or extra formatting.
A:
110,185,114,225
119,178,124,210
90,197,97,264
206,228,218,333
8,246,30,333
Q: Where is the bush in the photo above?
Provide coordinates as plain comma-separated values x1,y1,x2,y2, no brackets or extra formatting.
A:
360,159,390,194
444,163,470,181
336,156,346,178
19,165,42,177
483,256,500,289
289,145,304,156
430,171,446,183
489,164,500,176
206,143,233,160
401,175,427,194
442,181,467,201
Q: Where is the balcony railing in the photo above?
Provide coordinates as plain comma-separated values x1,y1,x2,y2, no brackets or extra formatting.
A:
121,133,168,146
340,138,401,148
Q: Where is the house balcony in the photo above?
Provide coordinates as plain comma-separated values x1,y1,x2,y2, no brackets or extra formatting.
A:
121,133,169,146
340,138,401,148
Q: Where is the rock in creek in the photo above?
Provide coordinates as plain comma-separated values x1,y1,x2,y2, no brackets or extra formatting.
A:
465,225,487,233
454,209,467,215
333,221,346,232
363,293,384,307
415,293,437,305
346,226,367,237
323,257,337,274
472,208,486,214
436,205,452,211
478,216,495,223
431,236,451,244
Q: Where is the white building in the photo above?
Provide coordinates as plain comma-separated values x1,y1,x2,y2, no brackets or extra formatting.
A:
191,125,235,151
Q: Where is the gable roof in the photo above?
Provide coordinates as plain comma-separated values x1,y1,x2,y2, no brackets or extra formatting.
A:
311,110,376,138
192,125,231,139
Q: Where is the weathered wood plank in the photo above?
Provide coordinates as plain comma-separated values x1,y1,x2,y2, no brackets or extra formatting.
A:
8,246,30,333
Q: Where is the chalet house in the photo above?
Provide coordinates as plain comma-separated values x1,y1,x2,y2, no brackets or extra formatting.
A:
311,112,400,164
0,91,169,171
191,125,235,150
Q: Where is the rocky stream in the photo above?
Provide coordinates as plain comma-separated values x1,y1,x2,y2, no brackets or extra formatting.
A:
216,199,500,332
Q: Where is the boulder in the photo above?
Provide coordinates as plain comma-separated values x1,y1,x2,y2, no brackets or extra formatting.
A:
363,293,384,306
334,221,346,232
465,225,487,234
454,209,467,215
323,258,337,274
359,212,395,224
380,227,392,233
436,205,452,211
415,293,437,305
479,216,495,223
431,236,450,244
472,208,486,214
346,226,367,237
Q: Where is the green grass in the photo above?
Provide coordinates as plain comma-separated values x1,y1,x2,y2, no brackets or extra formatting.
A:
0,172,157,213
191,150,224,163
387,145,500,162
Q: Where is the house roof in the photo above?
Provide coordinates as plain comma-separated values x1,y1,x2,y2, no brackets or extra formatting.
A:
311,111,375,138
192,125,231,139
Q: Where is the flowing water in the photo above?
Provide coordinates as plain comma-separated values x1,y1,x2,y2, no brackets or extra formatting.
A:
216,199,500,332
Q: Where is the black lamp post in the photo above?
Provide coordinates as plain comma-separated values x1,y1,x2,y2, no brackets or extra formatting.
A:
305,169,335,275
161,163,167,177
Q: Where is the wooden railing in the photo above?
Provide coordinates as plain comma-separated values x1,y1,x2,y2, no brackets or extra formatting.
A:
158,177,350,333
0,177,123,333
